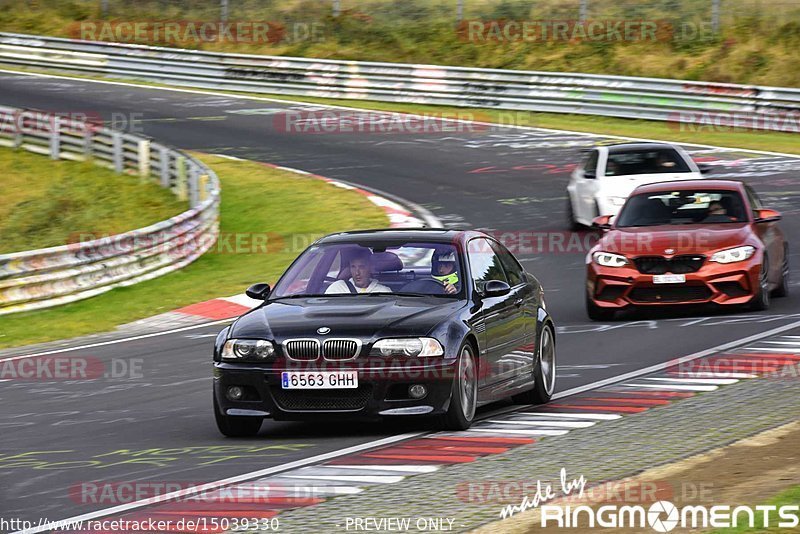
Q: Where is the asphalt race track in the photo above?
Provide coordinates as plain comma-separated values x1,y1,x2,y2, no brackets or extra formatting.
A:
1,71,799,526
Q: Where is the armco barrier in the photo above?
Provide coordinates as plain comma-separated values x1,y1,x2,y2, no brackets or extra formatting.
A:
0,105,220,315
0,32,798,131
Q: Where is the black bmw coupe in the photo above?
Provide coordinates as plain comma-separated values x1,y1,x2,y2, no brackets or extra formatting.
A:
212,229,556,436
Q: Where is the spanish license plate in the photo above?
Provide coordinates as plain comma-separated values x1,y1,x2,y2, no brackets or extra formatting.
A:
653,274,686,284
281,371,358,389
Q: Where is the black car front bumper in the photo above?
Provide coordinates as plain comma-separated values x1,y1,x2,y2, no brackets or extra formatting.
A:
213,358,459,421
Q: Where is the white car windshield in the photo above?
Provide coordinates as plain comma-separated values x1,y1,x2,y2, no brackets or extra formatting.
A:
270,241,464,298
605,149,691,176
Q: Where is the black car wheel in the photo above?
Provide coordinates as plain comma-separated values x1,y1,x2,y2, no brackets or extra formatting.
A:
440,342,477,431
586,292,616,321
566,195,581,230
772,245,790,298
214,395,263,437
512,323,556,405
750,256,771,311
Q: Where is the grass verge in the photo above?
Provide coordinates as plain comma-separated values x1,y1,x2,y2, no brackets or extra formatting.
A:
0,146,185,253
3,64,799,156
0,154,388,349
710,485,800,533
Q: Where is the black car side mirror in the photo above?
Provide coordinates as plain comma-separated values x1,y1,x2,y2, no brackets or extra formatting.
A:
698,164,713,174
584,170,596,179
483,280,511,297
245,283,271,300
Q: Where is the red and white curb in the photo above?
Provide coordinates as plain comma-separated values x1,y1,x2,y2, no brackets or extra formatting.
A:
49,339,800,533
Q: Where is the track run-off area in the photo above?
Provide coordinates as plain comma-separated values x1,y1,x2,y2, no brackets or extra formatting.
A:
1,70,800,530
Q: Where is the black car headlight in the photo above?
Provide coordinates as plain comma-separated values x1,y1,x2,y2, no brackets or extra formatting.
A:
221,339,275,361
370,337,444,358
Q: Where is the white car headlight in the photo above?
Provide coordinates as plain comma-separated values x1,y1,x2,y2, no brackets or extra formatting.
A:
221,339,275,360
592,251,629,268
371,338,444,357
709,246,756,264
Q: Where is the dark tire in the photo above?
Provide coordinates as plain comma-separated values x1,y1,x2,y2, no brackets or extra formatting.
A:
512,324,556,405
566,195,581,231
440,342,478,431
749,256,771,311
586,292,616,321
772,245,790,298
214,395,263,437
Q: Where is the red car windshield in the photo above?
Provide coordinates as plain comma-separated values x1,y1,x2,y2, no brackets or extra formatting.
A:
616,190,748,227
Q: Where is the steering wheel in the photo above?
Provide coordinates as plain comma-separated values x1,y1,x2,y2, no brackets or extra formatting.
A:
401,279,446,295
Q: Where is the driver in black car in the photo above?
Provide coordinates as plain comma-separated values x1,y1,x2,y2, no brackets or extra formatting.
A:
431,249,461,295
325,249,392,294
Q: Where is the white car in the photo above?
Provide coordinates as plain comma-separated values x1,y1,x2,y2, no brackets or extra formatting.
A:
566,142,707,228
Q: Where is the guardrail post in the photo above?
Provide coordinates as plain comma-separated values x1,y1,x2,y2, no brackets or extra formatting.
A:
199,173,209,203
49,115,60,160
176,156,188,202
189,168,199,207
333,0,340,18
138,139,150,180
83,127,93,158
112,131,123,173
159,146,171,187
456,0,463,22
712,0,721,33
579,0,588,22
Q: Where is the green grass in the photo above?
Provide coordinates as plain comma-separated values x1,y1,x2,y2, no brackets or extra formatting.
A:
709,485,800,533
0,147,185,253
1,0,800,86
0,154,388,348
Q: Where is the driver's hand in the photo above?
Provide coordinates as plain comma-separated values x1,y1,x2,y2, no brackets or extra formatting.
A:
443,282,456,295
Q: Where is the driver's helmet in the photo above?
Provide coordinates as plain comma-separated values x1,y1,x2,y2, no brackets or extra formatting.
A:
432,249,459,286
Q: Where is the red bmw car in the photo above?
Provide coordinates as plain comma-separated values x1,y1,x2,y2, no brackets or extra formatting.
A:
586,179,789,320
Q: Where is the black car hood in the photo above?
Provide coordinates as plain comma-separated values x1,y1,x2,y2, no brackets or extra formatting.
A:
229,296,467,340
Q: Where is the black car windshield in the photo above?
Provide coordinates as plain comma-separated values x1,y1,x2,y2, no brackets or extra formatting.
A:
605,148,691,176
615,189,748,227
270,241,465,298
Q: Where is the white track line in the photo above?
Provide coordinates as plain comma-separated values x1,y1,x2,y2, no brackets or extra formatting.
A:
467,428,571,436
0,319,233,362
642,377,740,385
486,420,596,428
621,383,719,392
673,372,757,379
517,412,623,420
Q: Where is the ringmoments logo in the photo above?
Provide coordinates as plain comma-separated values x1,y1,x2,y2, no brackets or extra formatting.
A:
538,501,799,531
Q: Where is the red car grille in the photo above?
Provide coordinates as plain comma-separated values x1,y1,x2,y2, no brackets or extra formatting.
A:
629,285,712,303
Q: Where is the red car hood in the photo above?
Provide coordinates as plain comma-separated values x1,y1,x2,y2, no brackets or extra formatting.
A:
597,223,753,256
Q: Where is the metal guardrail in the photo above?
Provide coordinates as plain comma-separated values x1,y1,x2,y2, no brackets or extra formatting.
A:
0,105,220,315
0,32,798,131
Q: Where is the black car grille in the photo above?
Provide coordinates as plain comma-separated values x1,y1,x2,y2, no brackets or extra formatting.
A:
634,255,705,274
629,285,712,303
271,385,373,411
323,339,360,360
284,339,320,360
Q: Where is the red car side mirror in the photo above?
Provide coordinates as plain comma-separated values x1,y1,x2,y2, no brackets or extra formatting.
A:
755,209,781,223
592,215,613,230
